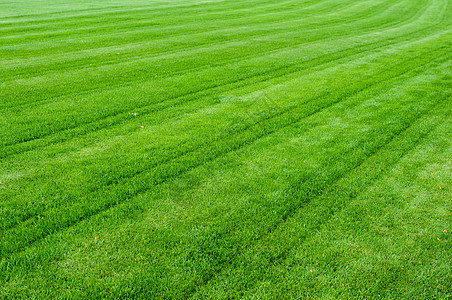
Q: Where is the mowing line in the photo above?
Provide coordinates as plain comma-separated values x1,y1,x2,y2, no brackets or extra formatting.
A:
1,22,449,160
1,56,448,293
0,0,400,82
0,33,448,204
0,32,446,212
0,0,339,37
0,44,447,258
0,0,307,26
194,99,451,297
3,0,398,97
0,0,351,59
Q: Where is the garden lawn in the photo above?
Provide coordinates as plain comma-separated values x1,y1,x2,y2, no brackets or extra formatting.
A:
0,0,451,298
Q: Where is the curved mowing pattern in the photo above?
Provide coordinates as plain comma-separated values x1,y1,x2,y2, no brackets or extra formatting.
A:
0,0,451,298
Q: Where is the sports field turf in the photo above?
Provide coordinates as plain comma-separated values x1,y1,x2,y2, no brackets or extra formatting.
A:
1,0,451,298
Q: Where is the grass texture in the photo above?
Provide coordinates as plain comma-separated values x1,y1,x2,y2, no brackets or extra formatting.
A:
0,0,451,298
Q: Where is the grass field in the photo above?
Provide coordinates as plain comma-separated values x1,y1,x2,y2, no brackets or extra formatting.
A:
1,0,451,298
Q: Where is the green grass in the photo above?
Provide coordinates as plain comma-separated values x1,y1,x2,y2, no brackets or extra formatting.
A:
0,0,451,298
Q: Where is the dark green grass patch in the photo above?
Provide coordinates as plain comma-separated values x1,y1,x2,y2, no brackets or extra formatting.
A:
0,0,451,298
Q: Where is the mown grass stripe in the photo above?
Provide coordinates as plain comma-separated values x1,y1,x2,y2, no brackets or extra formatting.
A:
0,0,400,91
2,0,444,111
0,41,447,257
0,0,340,34
1,0,450,296
0,30,446,211
0,0,333,36
1,52,449,298
0,33,448,216
2,6,448,132
0,0,402,82
191,94,451,299
1,20,449,160
0,0,350,60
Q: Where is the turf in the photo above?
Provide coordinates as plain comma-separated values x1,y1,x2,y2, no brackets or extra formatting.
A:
0,0,451,298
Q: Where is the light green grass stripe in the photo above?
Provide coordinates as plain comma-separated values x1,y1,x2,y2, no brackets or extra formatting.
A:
0,3,448,150
1,46,449,300
0,38,447,259
0,0,397,80
0,21,448,162
1,26,448,216
0,0,450,297
193,88,451,299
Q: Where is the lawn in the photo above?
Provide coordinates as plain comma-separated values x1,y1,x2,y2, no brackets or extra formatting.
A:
0,0,451,298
